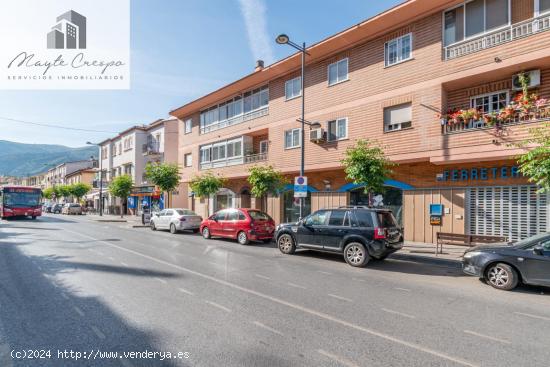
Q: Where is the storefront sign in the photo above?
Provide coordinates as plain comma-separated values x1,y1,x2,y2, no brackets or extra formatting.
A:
131,186,155,194
429,204,443,226
436,166,521,182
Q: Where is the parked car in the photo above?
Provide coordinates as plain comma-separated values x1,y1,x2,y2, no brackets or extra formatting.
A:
200,208,275,245
462,232,550,291
150,208,202,234
51,204,63,214
62,203,82,215
43,204,53,213
275,206,403,267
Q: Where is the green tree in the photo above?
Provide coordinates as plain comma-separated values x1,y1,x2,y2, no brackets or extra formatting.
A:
145,162,180,207
341,139,395,204
69,183,92,202
56,185,71,201
108,175,133,217
42,187,54,200
189,172,225,215
517,122,550,192
247,165,287,209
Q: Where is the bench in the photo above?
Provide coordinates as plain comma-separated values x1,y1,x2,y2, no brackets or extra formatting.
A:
436,232,507,255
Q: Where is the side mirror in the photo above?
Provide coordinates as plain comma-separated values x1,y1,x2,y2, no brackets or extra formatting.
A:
533,246,544,256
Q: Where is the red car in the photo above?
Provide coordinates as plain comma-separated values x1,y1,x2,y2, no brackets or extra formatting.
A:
200,208,275,245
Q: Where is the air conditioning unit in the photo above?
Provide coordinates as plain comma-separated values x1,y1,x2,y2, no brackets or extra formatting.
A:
309,128,325,142
512,70,540,90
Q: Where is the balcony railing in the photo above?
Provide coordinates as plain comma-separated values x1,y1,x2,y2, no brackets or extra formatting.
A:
243,152,268,164
199,152,268,170
200,106,269,134
445,13,550,60
142,142,161,155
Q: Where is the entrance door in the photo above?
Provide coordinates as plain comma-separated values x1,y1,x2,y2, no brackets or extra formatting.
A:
283,190,311,223
240,189,251,208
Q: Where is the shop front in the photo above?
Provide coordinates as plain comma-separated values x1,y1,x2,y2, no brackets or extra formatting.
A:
129,185,163,215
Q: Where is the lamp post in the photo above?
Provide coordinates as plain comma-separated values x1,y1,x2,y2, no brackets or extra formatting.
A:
276,34,307,219
87,141,103,216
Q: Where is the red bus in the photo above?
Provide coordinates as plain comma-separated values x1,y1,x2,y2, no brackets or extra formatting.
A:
0,186,43,219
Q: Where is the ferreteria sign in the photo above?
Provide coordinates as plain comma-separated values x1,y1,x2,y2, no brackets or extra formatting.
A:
0,0,130,89
436,166,522,182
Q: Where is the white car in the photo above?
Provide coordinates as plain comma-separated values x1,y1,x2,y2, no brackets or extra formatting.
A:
150,208,202,234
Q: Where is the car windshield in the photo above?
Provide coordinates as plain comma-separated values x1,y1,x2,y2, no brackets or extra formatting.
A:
248,210,271,221
176,209,198,216
513,233,550,249
377,211,397,227
3,191,41,207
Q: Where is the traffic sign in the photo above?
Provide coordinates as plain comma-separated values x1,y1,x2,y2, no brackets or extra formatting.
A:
294,176,308,198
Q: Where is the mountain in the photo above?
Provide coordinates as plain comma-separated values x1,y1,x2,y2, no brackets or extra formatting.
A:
0,140,98,177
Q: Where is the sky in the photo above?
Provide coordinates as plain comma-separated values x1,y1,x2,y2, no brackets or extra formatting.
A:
0,0,403,147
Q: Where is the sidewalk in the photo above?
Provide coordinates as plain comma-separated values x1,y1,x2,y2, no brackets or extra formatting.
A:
87,213,148,227
390,242,466,268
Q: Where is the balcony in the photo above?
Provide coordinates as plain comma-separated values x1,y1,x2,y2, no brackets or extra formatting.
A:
444,13,550,60
200,106,269,134
142,142,161,156
199,152,267,170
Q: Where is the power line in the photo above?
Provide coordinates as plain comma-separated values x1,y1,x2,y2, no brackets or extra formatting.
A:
0,116,118,133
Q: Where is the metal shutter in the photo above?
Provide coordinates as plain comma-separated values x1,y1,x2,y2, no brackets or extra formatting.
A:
468,186,549,241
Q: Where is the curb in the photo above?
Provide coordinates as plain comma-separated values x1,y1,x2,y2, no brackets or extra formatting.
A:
93,219,128,223
389,253,462,268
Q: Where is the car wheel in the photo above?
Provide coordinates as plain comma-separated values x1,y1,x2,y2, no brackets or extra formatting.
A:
237,231,249,245
344,242,370,267
277,234,296,254
485,263,519,291
150,221,156,231
170,224,177,234
202,227,211,239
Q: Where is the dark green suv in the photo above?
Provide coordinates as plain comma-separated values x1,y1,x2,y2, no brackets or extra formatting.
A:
275,206,403,267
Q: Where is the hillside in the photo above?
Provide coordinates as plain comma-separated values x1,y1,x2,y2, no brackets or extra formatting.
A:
0,140,98,176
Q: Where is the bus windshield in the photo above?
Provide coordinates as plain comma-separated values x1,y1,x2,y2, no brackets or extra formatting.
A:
3,191,41,207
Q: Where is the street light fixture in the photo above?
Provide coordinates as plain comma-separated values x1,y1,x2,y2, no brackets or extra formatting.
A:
276,33,307,219
87,141,104,216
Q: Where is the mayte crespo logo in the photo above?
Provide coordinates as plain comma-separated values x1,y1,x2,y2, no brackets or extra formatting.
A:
47,10,86,49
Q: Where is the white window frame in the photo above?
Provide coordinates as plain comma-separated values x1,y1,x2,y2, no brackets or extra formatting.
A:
284,128,301,149
199,145,211,163
226,138,243,158
384,33,413,67
327,118,348,142
285,77,302,100
384,103,413,132
442,0,511,47
184,118,192,134
535,0,550,16
327,58,349,86
259,140,269,154
469,89,509,113
211,142,227,162
184,153,192,167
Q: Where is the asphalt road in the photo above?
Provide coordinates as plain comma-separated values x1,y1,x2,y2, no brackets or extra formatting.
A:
1,214,549,367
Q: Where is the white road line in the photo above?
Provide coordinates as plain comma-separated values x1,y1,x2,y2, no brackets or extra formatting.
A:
287,282,307,289
317,349,360,367
463,330,511,345
90,326,106,340
154,277,167,284
253,321,283,336
65,229,480,367
61,293,69,300
204,300,231,313
381,308,416,319
255,274,271,280
120,262,129,267
328,294,353,302
317,270,332,275
73,306,85,317
395,287,411,292
178,288,195,296
514,311,550,322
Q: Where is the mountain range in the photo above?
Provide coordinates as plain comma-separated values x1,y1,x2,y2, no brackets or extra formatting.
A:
0,140,98,177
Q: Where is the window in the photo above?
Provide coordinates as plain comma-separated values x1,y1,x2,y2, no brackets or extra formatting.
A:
248,210,271,221
328,210,349,226
470,91,508,114
184,153,192,167
443,0,509,46
385,34,412,67
353,211,374,227
211,143,226,161
226,138,242,158
184,119,192,134
327,118,348,141
227,210,239,221
384,103,412,132
259,140,269,154
304,210,328,226
285,77,301,100
284,128,301,149
214,210,227,221
328,58,348,85
200,146,211,163
538,0,550,15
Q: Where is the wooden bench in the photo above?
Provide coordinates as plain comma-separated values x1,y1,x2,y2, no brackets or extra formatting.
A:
436,232,507,255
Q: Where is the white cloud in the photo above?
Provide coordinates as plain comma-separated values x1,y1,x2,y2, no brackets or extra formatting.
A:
238,0,275,65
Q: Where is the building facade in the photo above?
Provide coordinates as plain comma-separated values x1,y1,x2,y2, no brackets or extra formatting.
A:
45,159,96,189
171,0,550,243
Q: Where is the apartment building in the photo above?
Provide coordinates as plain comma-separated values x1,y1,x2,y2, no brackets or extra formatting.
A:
98,118,181,215
45,159,96,189
171,0,550,244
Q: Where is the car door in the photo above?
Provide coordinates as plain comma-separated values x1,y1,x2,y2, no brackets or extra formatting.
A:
521,238,550,286
323,210,351,250
209,210,226,236
222,209,240,238
295,210,328,248
162,210,174,228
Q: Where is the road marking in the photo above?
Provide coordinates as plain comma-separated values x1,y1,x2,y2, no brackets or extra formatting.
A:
65,229,480,367
395,287,411,292
255,274,271,280
328,294,353,302
381,308,416,319
154,277,167,284
120,262,129,267
205,300,231,313
73,306,85,317
317,349,360,367
90,326,105,340
253,321,283,336
287,282,306,289
178,288,195,296
61,293,69,300
317,270,332,275
514,311,550,322
463,330,511,345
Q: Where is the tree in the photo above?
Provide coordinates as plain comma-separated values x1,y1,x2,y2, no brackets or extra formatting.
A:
145,162,180,207
42,187,54,200
247,165,287,209
341,139,395,204
189,172,225,215
56,185,71,201
69,183,92,202
108,175,133,217
517,122,550,193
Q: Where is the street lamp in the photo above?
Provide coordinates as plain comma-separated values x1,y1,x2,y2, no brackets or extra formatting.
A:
87,141,104,216
276,33,307,219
